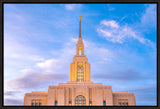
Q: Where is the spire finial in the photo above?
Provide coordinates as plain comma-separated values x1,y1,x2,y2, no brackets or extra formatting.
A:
79,15,81,21
79,15,81,38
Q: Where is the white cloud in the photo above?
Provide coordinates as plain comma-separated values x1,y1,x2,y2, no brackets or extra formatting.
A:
97,29,111,37
81,38,115,62
7,71,66,90
97,5,156,45
4,37,76,89
36,58,63,73
37,59,59,68
101,20,119,28
106,4,115,11
97,20,152,44
141,4,157,27
65,4,81,10
4,33,45,68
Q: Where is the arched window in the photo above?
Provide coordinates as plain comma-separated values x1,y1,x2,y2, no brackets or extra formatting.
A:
75,95,86,106
79,47,82,55
77,66,84,82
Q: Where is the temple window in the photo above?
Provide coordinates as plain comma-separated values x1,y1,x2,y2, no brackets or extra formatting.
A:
55,101,57,106
39,103,41,106
77,66,84,82
125,102,128,106
31,99,41,106
75,95,86,106
122,102,124,106
69,101,72,105
35,103,38,106
31,103,34,106
118,99,128,106
103,100,106,106
89,101,92,106
119,102,121,106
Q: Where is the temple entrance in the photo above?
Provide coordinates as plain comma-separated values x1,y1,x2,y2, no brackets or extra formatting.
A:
75,95,86,106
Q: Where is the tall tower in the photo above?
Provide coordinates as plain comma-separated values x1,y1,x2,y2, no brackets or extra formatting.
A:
70,15,91,82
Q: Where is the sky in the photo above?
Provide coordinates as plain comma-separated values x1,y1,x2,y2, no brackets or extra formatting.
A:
4,4,157,106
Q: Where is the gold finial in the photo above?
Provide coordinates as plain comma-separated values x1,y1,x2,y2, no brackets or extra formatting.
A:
79,15,81,21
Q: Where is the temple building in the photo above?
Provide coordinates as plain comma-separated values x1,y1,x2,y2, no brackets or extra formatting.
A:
23,16,136,106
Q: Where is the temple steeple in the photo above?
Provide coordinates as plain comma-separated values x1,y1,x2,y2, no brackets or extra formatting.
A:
76,15,84,56
79,15,81,38
70,16,91,82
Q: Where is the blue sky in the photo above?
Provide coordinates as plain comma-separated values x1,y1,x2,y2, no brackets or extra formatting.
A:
4,4,157,106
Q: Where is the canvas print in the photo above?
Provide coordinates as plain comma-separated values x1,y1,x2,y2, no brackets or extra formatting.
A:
4,4,157,106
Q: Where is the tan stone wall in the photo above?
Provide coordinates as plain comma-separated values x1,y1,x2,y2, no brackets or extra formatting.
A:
46,82,114,106
57,87,65,105
94,86,113,106
24,82,135,106
104,86,113,106
23,91,48,106
47,86,56,105
113,92,136,106
85,63,90,81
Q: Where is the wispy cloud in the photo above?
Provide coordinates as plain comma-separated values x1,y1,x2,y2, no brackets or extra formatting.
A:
65,4,81,10
141,4,157,28
4,98,23,106
92,67,154,83
107,4,115,11
4,90,22,96
36,59,62,72
100,20,119,28
5,37,115,89
72,38,115,62
97,19,152,44
130,86,156,106
7,71,66,90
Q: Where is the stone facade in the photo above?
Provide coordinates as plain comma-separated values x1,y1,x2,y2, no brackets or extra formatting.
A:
23,16,136,106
